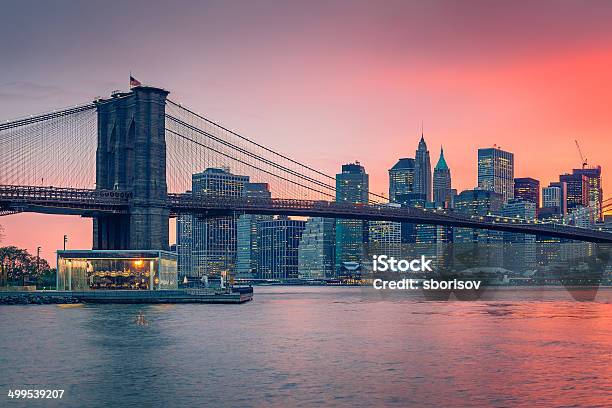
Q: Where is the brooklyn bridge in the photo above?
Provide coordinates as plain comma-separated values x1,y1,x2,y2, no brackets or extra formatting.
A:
1,85,611,248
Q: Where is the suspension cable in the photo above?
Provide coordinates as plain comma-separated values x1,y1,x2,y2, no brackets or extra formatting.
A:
165,128,335,199
167,99,336,181
166,114,336,193
0,103,96,131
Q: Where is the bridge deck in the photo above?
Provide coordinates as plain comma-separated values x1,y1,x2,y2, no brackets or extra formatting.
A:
1,185,611,243
169,194,612,243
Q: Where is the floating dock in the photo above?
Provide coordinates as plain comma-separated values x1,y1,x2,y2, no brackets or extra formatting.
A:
0,287,253,305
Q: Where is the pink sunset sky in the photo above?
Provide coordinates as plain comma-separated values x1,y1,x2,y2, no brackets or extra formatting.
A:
1,0,612,262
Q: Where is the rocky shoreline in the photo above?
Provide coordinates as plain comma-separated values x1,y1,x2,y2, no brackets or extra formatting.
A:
0,293,81,305
0,288,253,304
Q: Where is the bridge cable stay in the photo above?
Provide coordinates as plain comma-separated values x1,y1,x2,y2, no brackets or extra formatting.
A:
0,103,96,132
165,127,331,200
165,128,335,199
167,99,336,181
165,101,388,203
165,114,336,193
0,103,97,189
165,103,336,200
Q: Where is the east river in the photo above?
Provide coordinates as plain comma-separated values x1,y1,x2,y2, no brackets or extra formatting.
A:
0,286,610,407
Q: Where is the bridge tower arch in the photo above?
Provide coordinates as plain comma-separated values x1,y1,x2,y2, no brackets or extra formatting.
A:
93,86,169,250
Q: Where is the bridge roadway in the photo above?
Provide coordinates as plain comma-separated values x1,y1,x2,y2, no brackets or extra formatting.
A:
169,194,612,243
1,185,611,243
0,185,131,216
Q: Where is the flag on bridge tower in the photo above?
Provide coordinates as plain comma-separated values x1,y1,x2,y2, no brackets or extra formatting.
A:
129,75,142,88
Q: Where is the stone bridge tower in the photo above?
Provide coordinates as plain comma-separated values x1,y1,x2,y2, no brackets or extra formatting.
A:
93,86,169,250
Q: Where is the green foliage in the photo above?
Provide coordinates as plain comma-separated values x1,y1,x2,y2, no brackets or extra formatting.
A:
36,268,57,290
0,246,53,285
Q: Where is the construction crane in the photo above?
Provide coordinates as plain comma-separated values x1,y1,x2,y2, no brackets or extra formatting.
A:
574,140,588,169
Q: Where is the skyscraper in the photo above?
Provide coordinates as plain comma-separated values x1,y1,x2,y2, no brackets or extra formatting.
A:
542,182,567,216
298,217,336,279
415,209,453,272
559,173,588,212
235,183,272,279
454,188,504,268
514,177,540,208
389,158,416,246
454,189,504,243
176,207,194,278
368,204,402,259
478,147,514,203
259,217,306,280
394,192,427,243
189,167,249,277
414,135,432,201
433,147,452,208
335,162,369,273
501,199,536,272
573,166,603,220
388,158,415,203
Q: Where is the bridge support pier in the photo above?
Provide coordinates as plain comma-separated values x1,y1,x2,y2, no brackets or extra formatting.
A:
93,86,169,250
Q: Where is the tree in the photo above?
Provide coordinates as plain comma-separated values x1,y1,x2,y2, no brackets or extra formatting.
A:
0,246,52,284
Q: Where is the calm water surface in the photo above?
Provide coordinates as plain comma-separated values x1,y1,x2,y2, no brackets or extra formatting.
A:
0,287,610,408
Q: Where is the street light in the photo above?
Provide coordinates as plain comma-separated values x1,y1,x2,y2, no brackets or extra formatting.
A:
63,235,68,251
31,246,41,287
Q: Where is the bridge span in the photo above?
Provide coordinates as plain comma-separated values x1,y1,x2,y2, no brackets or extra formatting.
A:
2,185,611,243
1,86,611,249
169,194,612,243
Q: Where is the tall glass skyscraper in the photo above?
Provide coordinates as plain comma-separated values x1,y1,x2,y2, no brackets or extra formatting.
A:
335,162,369,274
502,198,536,272
572,166,603,221
478,147,514,203
176,202,194,279
454,188,504,268
388,158,414,203
394,192,427,243
513,177,540,209
454,189,504,243
259,217,306,280
298,217,336,279
235,183,272,279
389,158,416,246
542,181,567,215
559,172,589,211
414,135,432,202
433,146,451,208
179,167,249,277
369,204,402,259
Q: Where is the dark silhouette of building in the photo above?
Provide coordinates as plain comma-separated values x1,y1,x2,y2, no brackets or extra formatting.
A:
259,217,305,279
433,146,452,208
573,166,603,220
454,189,504,243
514,177,540,209
335,162,369,272
388,158,414,203
559,173,588,211
414,134,432,201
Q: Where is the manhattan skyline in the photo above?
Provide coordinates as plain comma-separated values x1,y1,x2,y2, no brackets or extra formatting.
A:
2,0,612,260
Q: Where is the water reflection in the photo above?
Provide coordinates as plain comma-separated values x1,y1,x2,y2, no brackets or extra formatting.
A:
0,287,610,408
